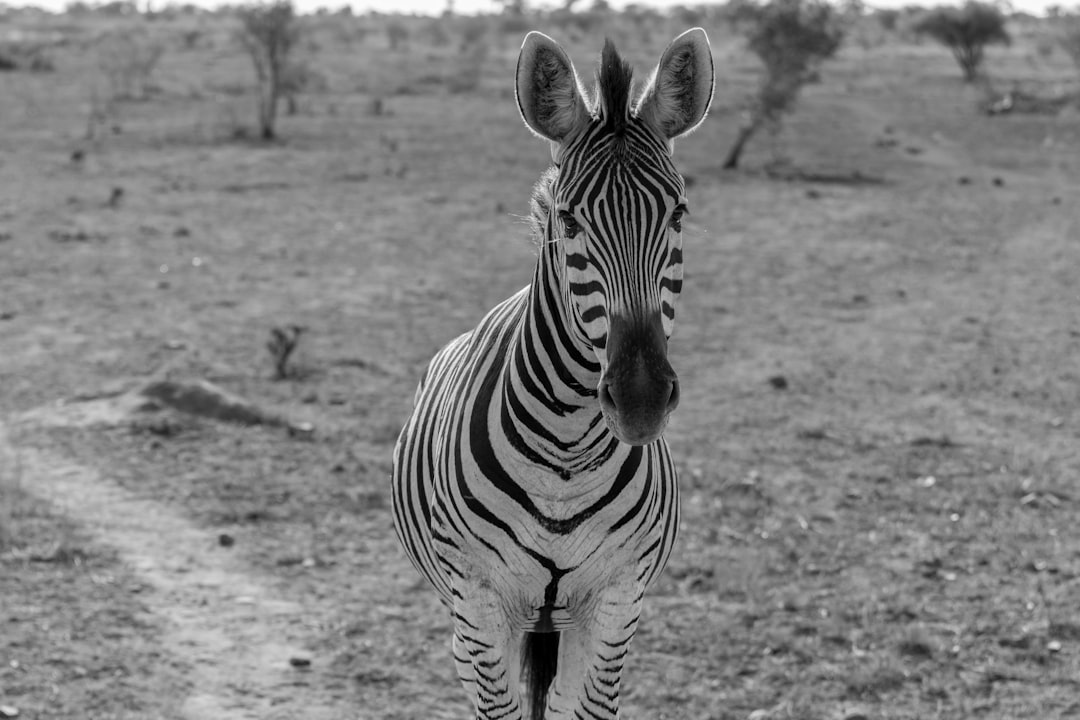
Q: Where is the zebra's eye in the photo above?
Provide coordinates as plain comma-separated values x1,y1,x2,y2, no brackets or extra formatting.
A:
669,206,687,233
558,210,581,239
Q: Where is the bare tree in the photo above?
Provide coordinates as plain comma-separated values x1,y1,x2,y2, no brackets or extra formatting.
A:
236,0,299,140
911,2,1010,82
723,0,844,169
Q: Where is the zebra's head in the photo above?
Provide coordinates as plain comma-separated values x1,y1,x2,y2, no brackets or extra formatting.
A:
516,29,714,446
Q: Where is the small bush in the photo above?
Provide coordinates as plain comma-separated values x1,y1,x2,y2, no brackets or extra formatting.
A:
97,29,166,99
0,42,57,72
449,38,489,94
386,21,408,50
911,2,1010,82
424,18,451,47
180,29,203,50
279,59,328,114
458,17,488,50
497,14,532,35
723,0,845,169
550,8,606,37
1060,17,1080,72
1034,34,1056,61
267,326,304,380
624,5,662,44
875,8,900,31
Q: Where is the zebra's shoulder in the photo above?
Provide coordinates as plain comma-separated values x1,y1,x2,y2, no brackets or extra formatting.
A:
413,286,530,404
488,285,531,322
462,285,529,356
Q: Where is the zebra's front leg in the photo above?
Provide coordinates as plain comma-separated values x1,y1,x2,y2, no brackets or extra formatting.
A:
453,589,525,720
546,588,643,719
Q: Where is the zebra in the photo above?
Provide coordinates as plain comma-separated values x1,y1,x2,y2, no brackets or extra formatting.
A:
392,29,714,720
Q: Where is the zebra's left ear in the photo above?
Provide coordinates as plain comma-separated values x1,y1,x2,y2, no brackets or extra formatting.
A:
635,28,714,142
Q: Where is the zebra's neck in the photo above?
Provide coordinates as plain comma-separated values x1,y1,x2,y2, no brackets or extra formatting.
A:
495,216,618,479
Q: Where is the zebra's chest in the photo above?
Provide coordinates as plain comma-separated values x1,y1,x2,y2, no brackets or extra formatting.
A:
435,484,655,567
432,459,673,631
487,530,657,632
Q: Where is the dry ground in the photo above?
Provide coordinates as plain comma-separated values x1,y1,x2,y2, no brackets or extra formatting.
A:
1,11,1080,720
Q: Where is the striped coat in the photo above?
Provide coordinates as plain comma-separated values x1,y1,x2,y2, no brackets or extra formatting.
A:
392,29,714,720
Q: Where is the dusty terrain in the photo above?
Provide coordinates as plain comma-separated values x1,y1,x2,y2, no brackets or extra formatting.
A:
1,9,1079,720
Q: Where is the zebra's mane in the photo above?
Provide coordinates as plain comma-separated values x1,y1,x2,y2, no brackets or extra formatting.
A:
596,38,634,136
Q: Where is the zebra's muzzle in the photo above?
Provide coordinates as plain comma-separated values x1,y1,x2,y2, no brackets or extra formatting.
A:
597,311,679,445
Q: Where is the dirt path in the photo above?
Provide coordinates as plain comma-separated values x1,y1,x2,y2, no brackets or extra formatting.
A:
0,416,342,720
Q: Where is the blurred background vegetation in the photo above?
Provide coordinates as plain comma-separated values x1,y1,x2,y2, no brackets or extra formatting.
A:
1,0,1077,155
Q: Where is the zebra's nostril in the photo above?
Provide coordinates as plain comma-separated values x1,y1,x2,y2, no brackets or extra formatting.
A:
598,379,617,412
667,378,680,413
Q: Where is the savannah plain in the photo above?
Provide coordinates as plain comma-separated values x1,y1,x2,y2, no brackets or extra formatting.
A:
1,5,1079,719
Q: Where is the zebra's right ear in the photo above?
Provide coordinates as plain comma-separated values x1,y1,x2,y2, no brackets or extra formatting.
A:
516,32,591,147
635,28,714,141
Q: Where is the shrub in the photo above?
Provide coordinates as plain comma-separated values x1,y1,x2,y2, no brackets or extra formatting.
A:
911,2,1010,82
0,42,56,72
424,18,451,47
723,0,845,169
497,14,532,35
279,59,328,114
180,29,203,50
458,16,489,50
1060,16,1080,72
267,326,303,380
236,0,300,140
386,20,408,50
624,5,663,44
549,8,605,37
875,8,900,31
449,36,490,94
97,29,166,100
98,1,138,16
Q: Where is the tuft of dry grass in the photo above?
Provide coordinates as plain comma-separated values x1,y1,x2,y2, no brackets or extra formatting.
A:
843,659,910,700
896,628,937,660
0,429,25,552
0,439,88,563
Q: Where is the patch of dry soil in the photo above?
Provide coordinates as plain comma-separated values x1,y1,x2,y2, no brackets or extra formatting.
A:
1,410,342,720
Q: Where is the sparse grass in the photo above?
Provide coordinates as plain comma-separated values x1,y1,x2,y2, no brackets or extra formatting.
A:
843,658,909,700
0,477,183,719
0,436,91,562
0,437,22,552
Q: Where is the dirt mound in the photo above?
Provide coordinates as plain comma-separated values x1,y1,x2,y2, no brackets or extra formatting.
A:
138,379,286,427
19,379,313,435
765,164,889,185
